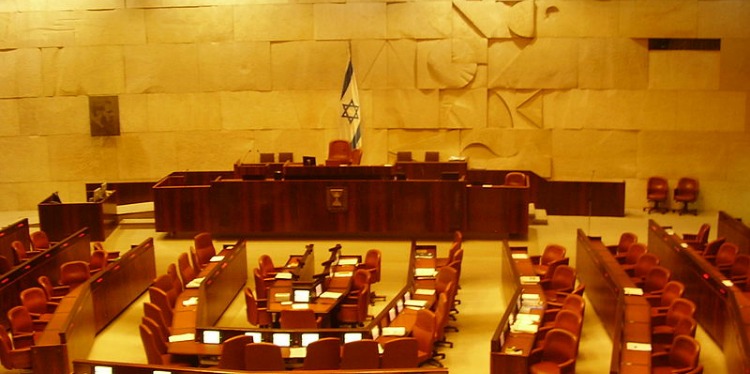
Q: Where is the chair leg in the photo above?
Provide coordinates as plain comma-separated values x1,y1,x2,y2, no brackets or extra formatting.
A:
444,324,459,333
436,338,453,348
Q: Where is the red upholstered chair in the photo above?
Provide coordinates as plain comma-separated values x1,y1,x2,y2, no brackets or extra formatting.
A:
143,302,171,338
531,244,568,278
30,231,51,251
326,139,353,166
340,339,380,370
336,283,369,327
0,329,31,370
616,243,648,268
381,337,419,368
413,309,442,367
504,172,528,186
350,148,363,165
59,260,90,289
726,254,750,281
651,335,701,374
148,287,174,326
652,298,697,337
435,233,462,268
540,265,577,303
11,240,41,264
7,306,45,348
606,232,638,256
651,315,697,354
278,152,294,163
37,275,68,302
166,263,183,294
279,309,321,329
637,265,671,294
141,316,169,357
396,151,413,162
259,153,275,163
193,232,216,268
646,281,685,314
701,237,726,258
544,293,585,323
645,176,669,214
245,342,284,371
89,249,108,274
19,287,57,322
682,224,710,252
258,254,282,278
302,337,341,370
528,328,578,374
627,253,660,283
177,252,196,288
244,287,271,327
673,177,699,215
253,268,273,300
217,335,254,370
152,274,179,309
424,151,440,162
535,309,583,350
711,242,739,273
139,323,188,366
360,249,385,304
433,292,452,350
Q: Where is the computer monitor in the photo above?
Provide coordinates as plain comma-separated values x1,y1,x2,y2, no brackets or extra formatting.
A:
292,288,311,303
202,330,221,344
245,331,263,343
301,333,320,347
93,366,113,374
302,156,316,166
273,333,291,347
343,332,362,344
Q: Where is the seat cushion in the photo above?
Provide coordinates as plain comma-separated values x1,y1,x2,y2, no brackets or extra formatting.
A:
530,361,561,374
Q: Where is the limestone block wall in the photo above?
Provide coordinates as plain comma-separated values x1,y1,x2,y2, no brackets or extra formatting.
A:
0,0,748,217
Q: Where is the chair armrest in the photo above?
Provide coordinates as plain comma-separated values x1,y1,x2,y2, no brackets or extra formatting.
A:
549,258,570,267
528,346,543,363
651,313,667,326
650,306,669,315
51,284,71,296
528,255,541,265
558,358,575,372
32,320,48,331
651,351,670,366
12,333,35,348
29,312,42,319
644,294,662,307
538,278,551,290
650,330,675,346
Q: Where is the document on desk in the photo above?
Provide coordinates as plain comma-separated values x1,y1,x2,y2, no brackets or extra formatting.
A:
181,297,199,306
209,255,224,262
623,287,644,296
318,291,343,299
414,288,436,296
336,258,358,266
288,347,307,358
415,268,437,277
514,313,540,323
275,272,293,280
519,276,540,284
185,277,205,289
333,271,353,277
405,299,428,308
168,333,195,343
511,253,529,259
381,327,407,336
292,303,310,309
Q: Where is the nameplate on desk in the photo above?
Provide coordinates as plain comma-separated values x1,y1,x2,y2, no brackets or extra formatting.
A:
318,291,343,299
336,258,358,266
626,342,652,352
275,272,293,280
519,276,540,284
414,288,436,296
185,277,205,289
415,268,437,277
511,253,529,259
209,255,224,262
515,313,540,323
623,287,643,296
292,303,310,309
168,333,195,343
181,297,199,306
381,327,407,337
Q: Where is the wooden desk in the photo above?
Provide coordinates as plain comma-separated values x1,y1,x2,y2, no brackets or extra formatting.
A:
0,218,31,266
718,210,750,255
0,228,91,328
648,220,750,373
31,237,156,374
38,191,118,242
393,161,467,180
576,230,651,373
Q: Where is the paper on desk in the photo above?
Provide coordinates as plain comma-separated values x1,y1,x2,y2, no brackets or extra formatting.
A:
381,327,407,336
415,268,437,277
414,288,436,296
511,253,529,259
519,276,540,284
336,258,358,266
515,313,540,323
275,272,293,280
623,287,644,296
209,255,224,262
405,299,428,308
185,277,205,289
292,303,310,309
168,333,195,343
333,271,353,277
288,347,307,358
182,297,199,306
510,322,538,334
318,291,343,299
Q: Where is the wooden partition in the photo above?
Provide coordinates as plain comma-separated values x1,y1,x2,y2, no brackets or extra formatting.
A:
31,237,156,374
0,218,31,266
718,210,750,255
85,182,155,205
153,171,234,233
575,230,651,374
648,220,750,373
0,228,91,327
393,161,468,180
73,360,449,374
38,191,118,242
196,240,247,327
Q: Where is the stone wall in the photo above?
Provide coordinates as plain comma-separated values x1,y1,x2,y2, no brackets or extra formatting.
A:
0,0,749,216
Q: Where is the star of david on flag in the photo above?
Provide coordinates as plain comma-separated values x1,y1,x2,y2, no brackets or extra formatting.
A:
340,57,361,149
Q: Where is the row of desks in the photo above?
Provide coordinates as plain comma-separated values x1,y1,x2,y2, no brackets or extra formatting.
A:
647,220,750,374
575,230,652,374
